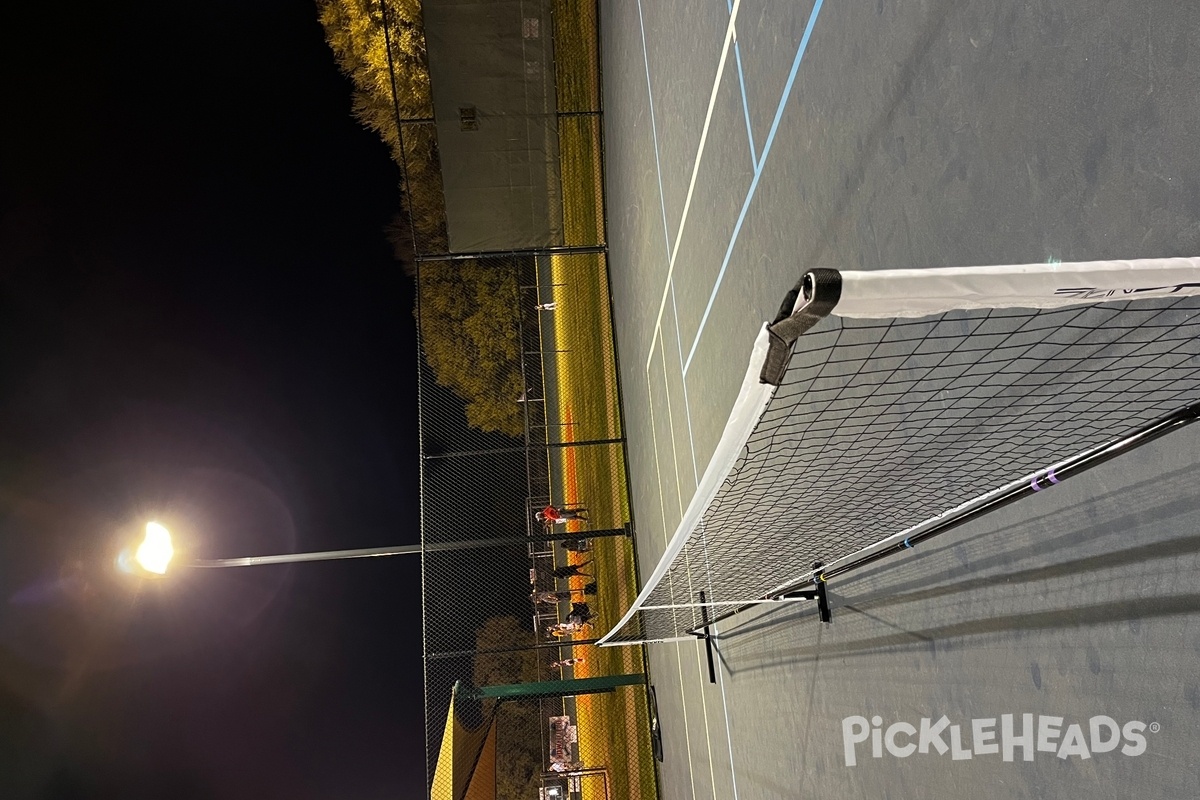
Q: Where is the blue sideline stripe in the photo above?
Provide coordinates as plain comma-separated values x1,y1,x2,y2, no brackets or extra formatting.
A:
683,0,825,376
728,0,758,170
637,0,673,262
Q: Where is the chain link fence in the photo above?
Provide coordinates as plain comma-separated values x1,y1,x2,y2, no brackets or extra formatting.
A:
384,2,659,797
387,0,605,258
418,250,657,800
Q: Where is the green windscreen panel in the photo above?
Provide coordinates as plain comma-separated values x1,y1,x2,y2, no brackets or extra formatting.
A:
423,0,564,252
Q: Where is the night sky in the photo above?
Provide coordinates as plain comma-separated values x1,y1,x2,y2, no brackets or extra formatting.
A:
1,1,426,797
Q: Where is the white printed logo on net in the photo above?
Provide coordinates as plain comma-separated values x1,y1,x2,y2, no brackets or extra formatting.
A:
841,714,1155,767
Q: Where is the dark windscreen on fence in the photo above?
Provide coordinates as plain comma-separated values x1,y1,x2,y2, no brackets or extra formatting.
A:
422,0,563,252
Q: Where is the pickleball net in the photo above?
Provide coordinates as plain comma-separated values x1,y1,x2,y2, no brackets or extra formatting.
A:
601,258,1200,645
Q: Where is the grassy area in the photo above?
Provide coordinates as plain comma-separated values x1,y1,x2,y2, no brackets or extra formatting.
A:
549,259,655,800
541,3,657,799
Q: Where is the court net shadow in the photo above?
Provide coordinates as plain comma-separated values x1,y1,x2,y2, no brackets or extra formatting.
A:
708,459,1200,675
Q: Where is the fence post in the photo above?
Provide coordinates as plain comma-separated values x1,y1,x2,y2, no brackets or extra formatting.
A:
471,673,645,700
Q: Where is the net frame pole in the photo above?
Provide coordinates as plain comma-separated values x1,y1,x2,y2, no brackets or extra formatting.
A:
690,399,1200,635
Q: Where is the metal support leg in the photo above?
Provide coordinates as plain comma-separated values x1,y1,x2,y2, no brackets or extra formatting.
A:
698,591,718,684
780,561,833,623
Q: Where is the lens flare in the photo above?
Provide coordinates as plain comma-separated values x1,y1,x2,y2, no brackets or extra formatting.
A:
116,548,136,574
135,521,174,574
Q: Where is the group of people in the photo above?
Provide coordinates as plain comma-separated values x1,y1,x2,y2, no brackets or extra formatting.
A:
545,602,597,637
531,503,603,642
531,502,597,776
537,506,591,555
535,505,594,579
533,582,598,639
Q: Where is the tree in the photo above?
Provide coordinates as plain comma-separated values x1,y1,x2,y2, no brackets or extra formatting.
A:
418,259,525,438
471,615,539,687
472,616,542,800
317,0,446,253
318,0,525,438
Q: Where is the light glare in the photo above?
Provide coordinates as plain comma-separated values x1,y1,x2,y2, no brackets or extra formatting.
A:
135,521,175,574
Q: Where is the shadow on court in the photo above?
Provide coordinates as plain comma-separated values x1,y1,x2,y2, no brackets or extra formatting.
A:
717,589,1200,671
711,459,1200,671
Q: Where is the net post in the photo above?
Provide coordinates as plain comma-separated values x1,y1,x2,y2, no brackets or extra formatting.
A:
807,561,832,623
776,561,832,623
697,591,718,684
813,568,832,624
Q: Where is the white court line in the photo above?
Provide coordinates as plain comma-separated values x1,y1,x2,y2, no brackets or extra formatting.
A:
645,342,671,576
669,284,701,488
671,271,738,800
636,0,673,265
645,0,743,372
661,44,743,797
710,618,740,800
656,321,726,800
659,326,689,516
632,3,798,795
645,335,700,800
698,511,741,800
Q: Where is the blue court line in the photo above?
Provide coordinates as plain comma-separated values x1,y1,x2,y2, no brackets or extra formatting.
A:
683,0,825,376
637,0,673,263
727,0,758,170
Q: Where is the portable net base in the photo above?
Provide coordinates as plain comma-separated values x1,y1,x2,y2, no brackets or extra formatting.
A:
601,258,1200,646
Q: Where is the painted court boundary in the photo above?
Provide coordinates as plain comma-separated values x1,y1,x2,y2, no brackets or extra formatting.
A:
629,3,826,799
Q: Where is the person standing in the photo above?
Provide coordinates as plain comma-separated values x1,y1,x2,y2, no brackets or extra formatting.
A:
537,504,588,526
549,656,586,670
567,602,595,627
551,561,592,579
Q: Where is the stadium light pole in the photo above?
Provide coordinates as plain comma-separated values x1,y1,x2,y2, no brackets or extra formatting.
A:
119,521,578,575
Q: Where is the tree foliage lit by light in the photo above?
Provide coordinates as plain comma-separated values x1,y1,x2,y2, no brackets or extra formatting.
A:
317,0,443,247
318,0,525,438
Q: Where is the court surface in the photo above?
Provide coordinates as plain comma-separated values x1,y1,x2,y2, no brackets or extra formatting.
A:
599,1,1200,797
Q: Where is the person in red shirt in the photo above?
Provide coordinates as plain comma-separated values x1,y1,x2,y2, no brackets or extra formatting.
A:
536,504,588,525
